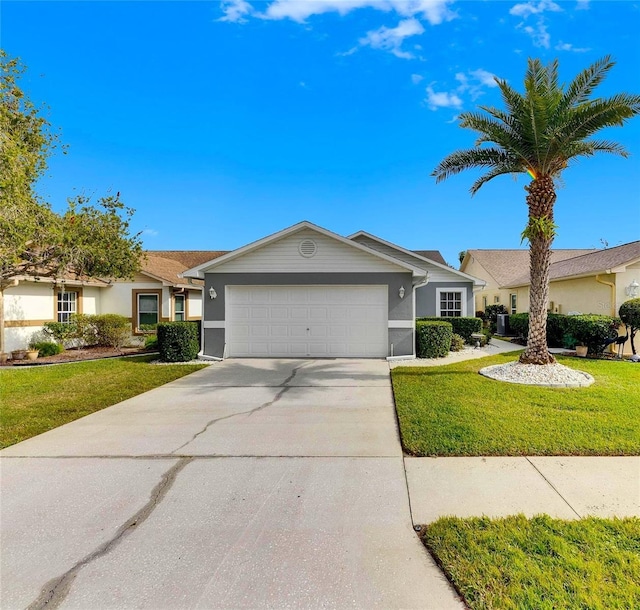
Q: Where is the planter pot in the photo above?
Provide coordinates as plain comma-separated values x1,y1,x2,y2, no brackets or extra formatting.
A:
11,350,27,361
0,352,8,364
26,350,39,361
575,345,588,358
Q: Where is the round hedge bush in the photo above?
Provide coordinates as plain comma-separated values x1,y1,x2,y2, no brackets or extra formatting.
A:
416,320,453,358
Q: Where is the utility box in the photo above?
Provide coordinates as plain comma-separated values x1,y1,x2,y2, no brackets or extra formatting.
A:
496,314,510,336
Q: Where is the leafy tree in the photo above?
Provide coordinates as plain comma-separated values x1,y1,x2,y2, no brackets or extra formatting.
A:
0,52,143,353
432,56,640,365
619,298,640,355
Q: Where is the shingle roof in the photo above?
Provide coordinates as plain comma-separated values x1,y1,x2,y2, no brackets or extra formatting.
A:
507,241,640,287
142,251,228,286
411,250,447,265
467,249,596,287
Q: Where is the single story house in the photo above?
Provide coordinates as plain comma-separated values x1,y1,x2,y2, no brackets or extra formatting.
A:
2,250,224,353
460,247,596,315
183,221,485,359
461,241,640,354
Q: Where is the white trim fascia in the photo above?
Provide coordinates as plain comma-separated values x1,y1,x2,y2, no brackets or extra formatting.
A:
203,320,225,329
183,221,427,279
348,230,486,286
386,355,416,362
435,286,469,317
388,320,413,329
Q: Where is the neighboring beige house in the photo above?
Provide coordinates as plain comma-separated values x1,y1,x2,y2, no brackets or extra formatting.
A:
2,251,226,353
460,248,597,315
461,241,640,354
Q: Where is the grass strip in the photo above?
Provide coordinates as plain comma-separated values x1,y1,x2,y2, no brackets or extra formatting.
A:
392,352,640,456
0,355,207,448
422,515,640,610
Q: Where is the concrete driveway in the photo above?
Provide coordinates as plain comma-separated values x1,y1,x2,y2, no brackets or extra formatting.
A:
1,359,462,610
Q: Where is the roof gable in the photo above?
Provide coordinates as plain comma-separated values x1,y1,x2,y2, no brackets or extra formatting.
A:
466,248,597,287
349,231,485,286
184,222,426,278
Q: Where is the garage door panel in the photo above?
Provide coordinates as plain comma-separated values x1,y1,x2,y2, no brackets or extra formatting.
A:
227,286,388,358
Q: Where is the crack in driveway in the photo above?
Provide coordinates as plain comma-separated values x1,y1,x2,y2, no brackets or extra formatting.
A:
170,362,308,455
26,457,191,610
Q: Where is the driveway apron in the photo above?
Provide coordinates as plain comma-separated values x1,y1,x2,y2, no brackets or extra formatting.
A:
1,359,463,610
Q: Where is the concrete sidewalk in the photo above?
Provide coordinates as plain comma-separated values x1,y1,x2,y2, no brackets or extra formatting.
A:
389,338,640,524
405,456,640,524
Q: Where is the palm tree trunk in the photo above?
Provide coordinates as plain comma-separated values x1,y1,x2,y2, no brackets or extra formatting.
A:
520,175,556,365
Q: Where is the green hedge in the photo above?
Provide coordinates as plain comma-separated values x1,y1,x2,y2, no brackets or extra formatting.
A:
508,312,575,348
157,322,200,362
91,314,131,348
416,321,452,358
566,315,620,355
29,341,64,357
417,317,482,342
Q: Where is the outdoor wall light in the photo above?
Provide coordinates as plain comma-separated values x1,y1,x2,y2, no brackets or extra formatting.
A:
399,286,405,299
208,286,217,300
626,279,639,298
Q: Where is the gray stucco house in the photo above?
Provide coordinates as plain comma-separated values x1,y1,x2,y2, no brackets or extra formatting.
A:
183,221,484,359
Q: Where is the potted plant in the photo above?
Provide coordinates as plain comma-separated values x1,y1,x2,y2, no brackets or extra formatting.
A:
575,344,588,357
11,349,27,360
0,352,8,364
26,348,39,361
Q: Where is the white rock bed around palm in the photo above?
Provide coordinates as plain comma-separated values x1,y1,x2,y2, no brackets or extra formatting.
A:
479,361,594,387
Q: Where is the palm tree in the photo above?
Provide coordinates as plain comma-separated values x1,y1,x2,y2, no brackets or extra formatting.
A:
432,56,640,365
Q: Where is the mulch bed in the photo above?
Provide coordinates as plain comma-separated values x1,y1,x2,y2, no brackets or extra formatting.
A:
2,346,153,367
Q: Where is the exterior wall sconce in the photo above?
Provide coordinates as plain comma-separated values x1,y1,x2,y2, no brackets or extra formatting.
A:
209,286,217,299
398,286,405,299
626,279,639,298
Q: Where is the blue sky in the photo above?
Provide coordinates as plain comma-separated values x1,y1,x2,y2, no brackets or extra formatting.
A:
3,0,639,266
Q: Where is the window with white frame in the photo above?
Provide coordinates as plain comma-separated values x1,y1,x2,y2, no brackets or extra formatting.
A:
57,291,78,323
138,294,159,327
437,287,467,317
510,293,517,315
174,294,185,321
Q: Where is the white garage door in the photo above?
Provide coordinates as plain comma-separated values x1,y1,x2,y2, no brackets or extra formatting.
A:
226,285,388,358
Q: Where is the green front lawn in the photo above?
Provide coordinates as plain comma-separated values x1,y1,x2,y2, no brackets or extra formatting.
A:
0,356,207,448
392,353,640,456
423,515,640,610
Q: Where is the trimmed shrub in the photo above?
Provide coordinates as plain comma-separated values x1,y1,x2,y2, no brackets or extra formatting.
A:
43,322,75,344
157,322,199,362
417,317,482,342
450,333,465,352
619,297,640,355
509,313,529,341
484,304,508,332
416,320,452,358
566,314,620,355
92,314,131,348
69,314,98,346
507,313,570,348
482,327,492,345
144,335,158,350
29,341,64,357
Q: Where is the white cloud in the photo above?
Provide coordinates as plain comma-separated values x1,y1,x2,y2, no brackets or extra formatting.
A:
469,68,498,88
425,85,463,111
555,41,590,52
219,0,254,22
523,19,550,47
260,0,456,24
141,228,159,237
509,0,561,18
411,73,424,84
358,18,425,59
576,0,589,9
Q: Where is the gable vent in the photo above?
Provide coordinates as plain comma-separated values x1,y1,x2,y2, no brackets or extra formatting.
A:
299,239,317,258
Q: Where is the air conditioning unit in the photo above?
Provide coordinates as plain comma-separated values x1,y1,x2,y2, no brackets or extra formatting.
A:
496,314,510,336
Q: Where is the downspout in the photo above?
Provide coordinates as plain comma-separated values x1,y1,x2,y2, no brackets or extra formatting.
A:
595,273,616,317
596,273,617,354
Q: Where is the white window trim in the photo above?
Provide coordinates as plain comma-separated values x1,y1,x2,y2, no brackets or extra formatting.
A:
436,287,468,317
57,291,78,323
510,293,517,315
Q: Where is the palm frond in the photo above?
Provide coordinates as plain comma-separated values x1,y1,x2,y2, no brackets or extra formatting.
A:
469,165,524,196
560,55,615,110
431,148,523,184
